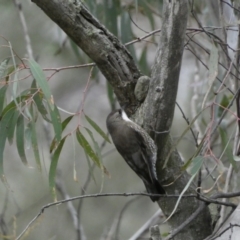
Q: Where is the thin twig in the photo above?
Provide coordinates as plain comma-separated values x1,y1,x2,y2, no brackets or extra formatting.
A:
13,0,33,59
16,190,240,240
204,207,237,240
217,164,233,227
176,102,198,146
115,196,141,240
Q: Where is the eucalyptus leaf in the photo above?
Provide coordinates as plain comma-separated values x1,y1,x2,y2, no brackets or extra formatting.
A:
76,128,101,168
28,59,54,111
49,136,67,200
85,114,111,143
0,107,15,179
16,114,28,166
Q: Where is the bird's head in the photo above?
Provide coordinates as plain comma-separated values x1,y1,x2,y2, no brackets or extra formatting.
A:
106,109,133,133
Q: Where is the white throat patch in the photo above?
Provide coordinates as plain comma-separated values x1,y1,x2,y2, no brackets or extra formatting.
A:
121,110,133,122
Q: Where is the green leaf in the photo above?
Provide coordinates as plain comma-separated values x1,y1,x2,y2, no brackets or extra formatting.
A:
120,11,137,61
49,105,62,143
12,68,19,102
25,123,32,150
0,107,15,179
61,115,73,131
84,128,102,159
31,79,51,122
1,94,29,117
28,59,54,111
219,127,236,170
0,85,8,116
85,114,111,143
16,114,28,166
50,115,73,153
190,156,204,175
5,65,15,83
104,0,120,36
218,95,231,117
0,58,9,79
139,45,149,75
7,110,19,145
76,128,101,168
29,112,41,171
49,136,67,199
85,127,110,177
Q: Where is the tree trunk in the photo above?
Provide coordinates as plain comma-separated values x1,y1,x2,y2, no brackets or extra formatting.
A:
31,0,212,239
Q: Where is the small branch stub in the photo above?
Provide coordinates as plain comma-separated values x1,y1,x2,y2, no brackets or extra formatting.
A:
134,76,150,102
150,225,161,240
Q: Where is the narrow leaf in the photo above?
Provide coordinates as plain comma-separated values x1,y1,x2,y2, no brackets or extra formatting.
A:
85,127,110,176
5,65,15,82
50,116,73,153
1,94,29,117
85,128,102,159
218,95,231,117
76,128,101,168
190,156,204,175
7,110,19,145
120,11,137,61
0,85,8,115
219,127,236,170
50,115,73,153
49,136,67,199
31,80,51,122
104,0,119,36
61,115,73,131
85,114,111,143
0,108,15,179
49,105,62,143
139,45,149,75
25,124,32,150
16,114,28,166
0,58,9,78
29,107,41,170
28,59,54,110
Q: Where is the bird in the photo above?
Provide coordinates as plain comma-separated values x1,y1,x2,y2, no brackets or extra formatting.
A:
106,109,165,201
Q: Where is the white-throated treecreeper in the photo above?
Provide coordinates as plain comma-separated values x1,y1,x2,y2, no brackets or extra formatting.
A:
106,109,165,201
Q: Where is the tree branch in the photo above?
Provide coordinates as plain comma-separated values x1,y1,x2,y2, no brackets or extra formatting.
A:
143,1,212,239
31,0,141,113
30,1,213,239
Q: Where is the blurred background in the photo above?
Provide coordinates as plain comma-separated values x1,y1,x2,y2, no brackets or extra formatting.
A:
0,0,239,239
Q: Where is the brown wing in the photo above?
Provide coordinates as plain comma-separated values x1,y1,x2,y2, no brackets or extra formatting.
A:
134,129,158,183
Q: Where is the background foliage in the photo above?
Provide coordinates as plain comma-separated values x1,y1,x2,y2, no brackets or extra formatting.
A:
0,0,239,239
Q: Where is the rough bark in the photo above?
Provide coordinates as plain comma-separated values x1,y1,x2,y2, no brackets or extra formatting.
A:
31,0,212,239
32,0,141,113
143,2,212,239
